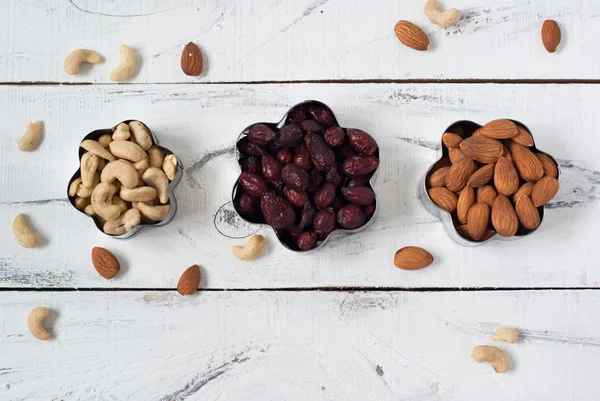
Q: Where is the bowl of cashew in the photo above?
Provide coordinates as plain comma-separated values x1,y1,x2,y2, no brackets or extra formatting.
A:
67,120,183,238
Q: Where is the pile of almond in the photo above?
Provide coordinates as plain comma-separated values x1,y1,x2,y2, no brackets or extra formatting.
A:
426,120,560,241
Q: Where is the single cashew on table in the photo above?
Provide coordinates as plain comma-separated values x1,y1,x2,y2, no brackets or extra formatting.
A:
424,0,461,28
17,121,43,151
12,213,40,249
110,44,136,82
27,306,51,340
471,345,509,373
491,327,519,344
232,234,266,261
64,49,103,75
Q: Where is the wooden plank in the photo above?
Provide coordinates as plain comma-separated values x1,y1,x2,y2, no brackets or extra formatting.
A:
1,83,599,289
1,0,599,82
0,290,598,400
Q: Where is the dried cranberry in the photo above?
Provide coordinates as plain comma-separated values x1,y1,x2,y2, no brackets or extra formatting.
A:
286,106,308,124
298,202,316,230
338,143,355,160
341,155,379,177
237,137,265,157
260,192,295,229
287,224,302,240
300,120,324,135
283,187,309,207
297,232,318,250
240,156,260,174
248,124,277,145
341,186,375,206
337,204,366,229
279,124,305,148
325,167,343,189
309,106,335,127
294,144,313,170
305,133,336,171
363,202,376,219
314,183,336,209
276,149,294,165
281,164,309,192
308,169,324,192
237,192,259,216
346,176,371,188
347,129,378,155
261,156,283,187
324,126,345,148
313,208,336,240
238,172,271,197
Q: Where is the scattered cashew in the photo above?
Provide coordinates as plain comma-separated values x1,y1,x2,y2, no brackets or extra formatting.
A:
103,208,141,235
75,173,99,198
81,139,115,161
163,154,178,181
80,152,99,188
136,202,171,222
69,177,82,197
74,196,91,210
232,234,265,261
133,158,149,179
84,204,96,216
91,182,121,220
120,186,157,202
129,121,153,150
97,157,106,172
110,44,136,82
113,123,131,141
471,345,509,373
12,214,40,249
148,146,165,168
424,0,461,28
17,121,43,152
491,327,519,344
27,306,51,340
109,140,147,163
100,159,139,189
112,195,128,213
142,167,169,204
64,49,103,75
98,134,113,148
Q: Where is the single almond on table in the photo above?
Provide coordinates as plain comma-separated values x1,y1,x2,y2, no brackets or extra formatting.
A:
446,158,477,192
181,42,203,76
515,195,541,230
429,166,449,187
467,203,490,241
468,164,495,188
477,185,497,209
512,125,534,147
508,141,544,182
536,153,558,178
449,148,466,164
494,156,519,196
457,184,474,224
460,136,504,164
394,20,430,51
512,182,535,204
531,176,560,207
91,247,120,279
442,132,463,148
394,246,434,270
177,264,201,296
491,194,519,237
541,19,561,53
479,119,518,139
428,187,458,212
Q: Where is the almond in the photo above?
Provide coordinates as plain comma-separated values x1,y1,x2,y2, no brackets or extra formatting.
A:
442,132,463,149
512,182,535,204
467,203,490,241
428,187,458,212
479,119,518,139
491,194,519,237
177,264,201,296
394,246,434,270
468,164,495,188
181,42,203,76
515,196,541,230
542,19,561,53
456,225,495,241
535,153,558,178
446,158,477,192
428,166,449,187
477,185,497,209
494,156,519,196
512,125,534,147
394,20,429,51
531,176,559,207
457,184,474,224
471,128,482,137
508,141,544,182
449,148,466,164
91,247,120,279
503,144,514,164
460,136,504,164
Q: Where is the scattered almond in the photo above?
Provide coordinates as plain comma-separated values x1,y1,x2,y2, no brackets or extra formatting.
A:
446,158,477,192
508,141,544,182
394,246,434,270
428,187,458,212
479,119,518,139
394,20,430,51
429,166,449,187
541,19,561,53
181,42,203,76
468,164,495,188
457,184,474,224
91,247,120,279
494,156,519,196
512,125,534,147
442,132,463,148
460,136,504,164
477,185,497,209
531,176,560,207
515,195,541,230
491,194,519,237
177,264,201,296
467,203,490,241
513,182,535,204
536,152,558,178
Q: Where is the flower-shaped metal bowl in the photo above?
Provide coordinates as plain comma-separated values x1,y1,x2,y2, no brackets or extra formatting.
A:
67,120,183,239
231,100,379,254
419,119,560,247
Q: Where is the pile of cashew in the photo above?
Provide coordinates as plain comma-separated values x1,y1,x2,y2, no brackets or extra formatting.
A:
69,121,178,235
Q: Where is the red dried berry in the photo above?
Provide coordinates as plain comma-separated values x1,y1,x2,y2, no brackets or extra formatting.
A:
305,133,336,171
294,144,314,170
297,232,318,250
279,124,305,148
324,126,346,148
347,129,378,155
261,156,283,187
341,186,375,206
281,164,310,192
248,124,277,145
238,172,271,197
314,183,336,209
298,202,316,230
337,204,366,229
300,120,324,135
260,192,296,229
283,186,309,207
309,106,335,127
341,155,379,177
313,208,336,240
276,149,294,165
240,156,260,174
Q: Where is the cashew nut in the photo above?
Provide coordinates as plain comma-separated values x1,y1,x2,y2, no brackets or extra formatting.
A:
100,159,139,189
148,146,165,168
80,152,99,188
74,196,91,211
98,134,112,148
133,158,149,179
471,345,509,373
69,177,82,197
113,123,131,141
120,186,157,202
112,195,128,213
17,121,43,151
424,0,461,28
91,182,121,220
491,327,519,344
27,306,51,340
75,173,99,198
232,234,265,261
84,204,96,216
136,202,171,222
109,140,147,163
96,157,106,172
81,139,115,161
103,208,141,235
129,121,152,150
64,49,103,75
163,154,178,181
12,213,40,249
142,167,169,204
110,44,136,82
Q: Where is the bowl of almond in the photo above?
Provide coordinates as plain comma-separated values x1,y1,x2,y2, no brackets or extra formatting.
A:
420,119,560,246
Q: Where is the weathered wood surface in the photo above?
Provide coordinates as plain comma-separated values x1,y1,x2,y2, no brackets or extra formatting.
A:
1,83,598,289
1,290,598,400
1,0,599,82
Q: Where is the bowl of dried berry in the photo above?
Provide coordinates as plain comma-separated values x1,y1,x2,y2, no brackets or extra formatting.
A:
232,100,380,252
420,119,560,246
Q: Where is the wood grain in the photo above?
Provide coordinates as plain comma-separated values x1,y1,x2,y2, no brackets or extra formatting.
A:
0,83,598,289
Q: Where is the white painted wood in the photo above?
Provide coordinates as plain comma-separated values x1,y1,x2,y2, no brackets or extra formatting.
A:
0,290,598,400
1,0,599,82
0,83,598,289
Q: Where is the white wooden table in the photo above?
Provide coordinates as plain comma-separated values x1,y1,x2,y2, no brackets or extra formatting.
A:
1,1,599,400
